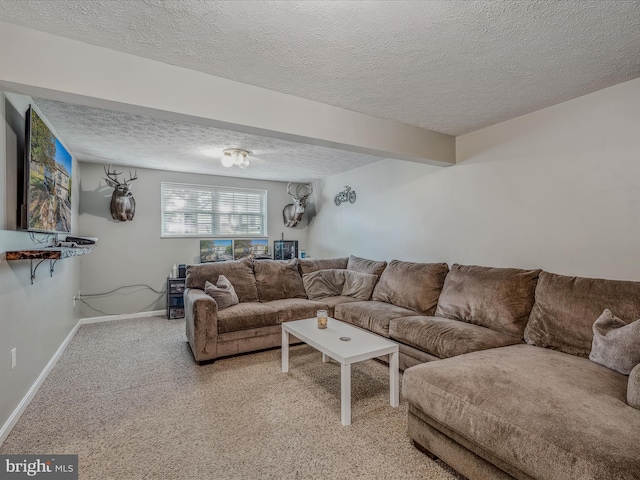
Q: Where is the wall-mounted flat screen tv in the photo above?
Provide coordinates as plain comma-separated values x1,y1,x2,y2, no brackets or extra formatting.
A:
21,105,73,233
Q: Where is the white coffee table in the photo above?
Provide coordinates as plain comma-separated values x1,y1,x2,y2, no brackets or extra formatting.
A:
281,317,399,426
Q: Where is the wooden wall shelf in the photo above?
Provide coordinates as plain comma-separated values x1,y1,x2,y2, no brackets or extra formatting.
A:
6,247,93,284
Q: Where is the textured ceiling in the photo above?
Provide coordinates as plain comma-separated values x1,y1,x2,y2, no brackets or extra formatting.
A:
1,1,639,179
32,98,379,182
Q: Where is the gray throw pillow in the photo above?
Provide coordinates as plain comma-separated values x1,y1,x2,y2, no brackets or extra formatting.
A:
204,275,239,310
629,364,640,410
589,309,640,375
342,270,378,300
302,269,346,300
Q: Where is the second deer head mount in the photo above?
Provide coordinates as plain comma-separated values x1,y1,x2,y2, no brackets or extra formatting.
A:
283,182,313,228
104,165,138,221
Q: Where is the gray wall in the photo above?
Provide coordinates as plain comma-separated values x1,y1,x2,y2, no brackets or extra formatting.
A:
0,92,81,437
77,163,311,317
308,78,640,281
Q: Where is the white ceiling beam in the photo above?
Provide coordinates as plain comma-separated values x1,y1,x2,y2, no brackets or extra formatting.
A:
0,22,454,166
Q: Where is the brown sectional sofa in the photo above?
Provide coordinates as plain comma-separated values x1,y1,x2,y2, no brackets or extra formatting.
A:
185,256,358,363
184,255,640,479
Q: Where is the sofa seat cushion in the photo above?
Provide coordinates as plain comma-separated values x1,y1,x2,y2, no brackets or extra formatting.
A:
390,316,522,359
217,302,278,334
263,298,330,323
334,300,417,337
373,260,449,315
435,264,540,338
403,344,640,480
320,295,362,317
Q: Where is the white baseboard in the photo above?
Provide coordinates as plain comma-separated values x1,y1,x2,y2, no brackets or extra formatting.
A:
0,310,169,445
81,309,166,324
0,319,82,445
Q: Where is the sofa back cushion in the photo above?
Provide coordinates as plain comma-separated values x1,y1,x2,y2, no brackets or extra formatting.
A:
525,271,640,357
302,269,378,301
435,264,541,338
298,258,348,275
373,260,449,315
302,269,346,300
253,259,307,302
347,255,387,278
342,270,379,300
186,258,259,302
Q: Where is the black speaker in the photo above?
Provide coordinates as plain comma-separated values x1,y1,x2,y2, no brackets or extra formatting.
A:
178,264,186,278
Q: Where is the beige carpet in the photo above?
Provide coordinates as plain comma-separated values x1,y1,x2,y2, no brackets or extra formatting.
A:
1,317,464,479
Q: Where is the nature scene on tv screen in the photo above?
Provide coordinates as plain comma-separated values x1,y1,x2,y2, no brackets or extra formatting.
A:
28,108,72,233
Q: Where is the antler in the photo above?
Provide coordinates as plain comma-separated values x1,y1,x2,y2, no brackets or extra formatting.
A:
125,169,138,185
296,183,313,198
104,165,123,185
287,182,313,199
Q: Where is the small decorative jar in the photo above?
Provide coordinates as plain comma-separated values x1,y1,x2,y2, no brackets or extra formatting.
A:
317,310,328,329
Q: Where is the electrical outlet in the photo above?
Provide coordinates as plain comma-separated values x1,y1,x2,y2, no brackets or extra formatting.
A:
11,348,16,370
73,295,76,306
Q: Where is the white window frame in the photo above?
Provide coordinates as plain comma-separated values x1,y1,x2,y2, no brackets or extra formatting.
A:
160,182,268,238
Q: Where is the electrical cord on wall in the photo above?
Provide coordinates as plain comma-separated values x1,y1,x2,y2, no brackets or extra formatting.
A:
78,284,167,316
80,283,166,297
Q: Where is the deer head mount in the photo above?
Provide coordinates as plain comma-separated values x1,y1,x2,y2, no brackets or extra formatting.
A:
104,165,138,221
283,182,313,228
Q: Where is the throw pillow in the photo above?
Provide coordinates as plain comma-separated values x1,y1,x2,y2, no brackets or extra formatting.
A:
302,269,346,300
342,270,381,301
628,364,640,410
253,259,307,302
346,255,387,278
204,275,239,310
589,309,640,375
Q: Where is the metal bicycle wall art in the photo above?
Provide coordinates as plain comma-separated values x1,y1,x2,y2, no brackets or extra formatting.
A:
334,186,356,206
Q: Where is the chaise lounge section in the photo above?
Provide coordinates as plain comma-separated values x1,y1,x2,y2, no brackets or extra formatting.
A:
403,270,640,479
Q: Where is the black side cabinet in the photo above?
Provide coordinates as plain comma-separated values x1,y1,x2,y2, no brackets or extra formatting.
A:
167,277,186,319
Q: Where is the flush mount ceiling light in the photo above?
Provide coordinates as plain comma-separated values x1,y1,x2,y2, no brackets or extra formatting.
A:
221,148,250,169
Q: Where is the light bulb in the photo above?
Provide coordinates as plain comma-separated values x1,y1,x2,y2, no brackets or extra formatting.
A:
239,159,249,169
221,154,234,167
233,153,244,165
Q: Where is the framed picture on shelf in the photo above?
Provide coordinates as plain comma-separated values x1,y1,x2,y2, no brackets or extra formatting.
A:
234,239,270,260
200,239,234,263
274,240,298,260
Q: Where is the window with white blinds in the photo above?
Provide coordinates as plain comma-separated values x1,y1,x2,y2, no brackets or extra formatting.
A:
161,182,267,237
